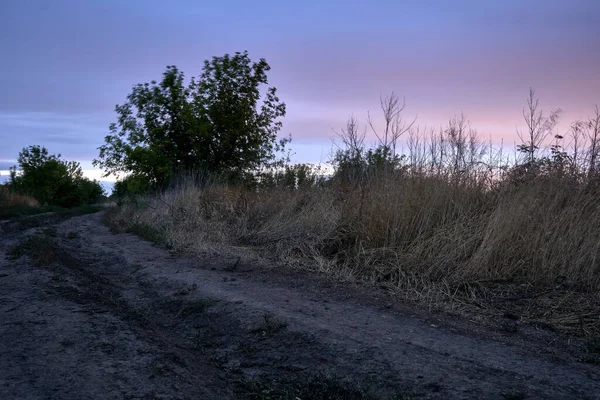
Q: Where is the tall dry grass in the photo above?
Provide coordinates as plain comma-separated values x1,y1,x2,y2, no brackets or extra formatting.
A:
107,172,600,334
0,185,39,211
107,96,600,335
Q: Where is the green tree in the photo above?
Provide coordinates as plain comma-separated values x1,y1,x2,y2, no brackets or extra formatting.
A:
110,175,151,203
9,145,104,207
94,51,288,189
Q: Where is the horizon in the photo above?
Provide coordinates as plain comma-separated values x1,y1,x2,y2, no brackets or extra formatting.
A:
1,0,599,177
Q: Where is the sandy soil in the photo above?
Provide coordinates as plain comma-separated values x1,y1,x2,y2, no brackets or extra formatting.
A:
1,211,599,399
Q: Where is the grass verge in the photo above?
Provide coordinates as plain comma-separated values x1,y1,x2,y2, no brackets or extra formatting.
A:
104,177,600,337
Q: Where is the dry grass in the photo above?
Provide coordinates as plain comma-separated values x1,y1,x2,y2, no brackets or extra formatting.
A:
0,185,41,218
0,186,39,208
106,171,600,336
103,93,600,337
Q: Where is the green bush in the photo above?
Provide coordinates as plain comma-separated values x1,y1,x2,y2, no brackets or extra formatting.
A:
111,175,152,203
8,145,105,208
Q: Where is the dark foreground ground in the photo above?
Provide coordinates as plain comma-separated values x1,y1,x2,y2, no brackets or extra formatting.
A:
1,211,599,399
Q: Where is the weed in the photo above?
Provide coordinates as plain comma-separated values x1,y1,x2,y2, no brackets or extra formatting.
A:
224,256,242,272
149,359,171,377
250,314,288,335
129,222,166,244
66,231,80,240
7,234,59,265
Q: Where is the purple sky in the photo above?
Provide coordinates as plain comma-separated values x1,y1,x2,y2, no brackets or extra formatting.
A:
1,0,599,177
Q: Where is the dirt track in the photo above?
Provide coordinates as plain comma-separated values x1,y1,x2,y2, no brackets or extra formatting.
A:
1,212,599,399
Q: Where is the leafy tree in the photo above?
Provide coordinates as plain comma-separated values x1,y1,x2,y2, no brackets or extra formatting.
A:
332,145,403,186
94,51,288,189
111,175,151,203
254,163,320,189
9,146,104,207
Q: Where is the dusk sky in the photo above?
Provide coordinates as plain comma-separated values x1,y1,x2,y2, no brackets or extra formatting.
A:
1,0,599,183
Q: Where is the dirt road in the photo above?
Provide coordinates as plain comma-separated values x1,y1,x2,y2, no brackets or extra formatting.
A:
1,212,599,399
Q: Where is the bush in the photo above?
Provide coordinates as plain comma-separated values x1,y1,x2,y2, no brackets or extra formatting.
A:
111,175,152,203
8,146,105,208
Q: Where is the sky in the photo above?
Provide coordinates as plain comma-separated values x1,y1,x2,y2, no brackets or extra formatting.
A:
1,0,599,186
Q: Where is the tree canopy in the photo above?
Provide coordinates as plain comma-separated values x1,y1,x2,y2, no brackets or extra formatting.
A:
94,51,288,188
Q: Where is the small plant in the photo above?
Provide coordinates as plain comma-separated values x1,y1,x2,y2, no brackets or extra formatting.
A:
129,222,165,244
7,234,58,265
251,314,288,335
224,256,242,272
149,359,171,377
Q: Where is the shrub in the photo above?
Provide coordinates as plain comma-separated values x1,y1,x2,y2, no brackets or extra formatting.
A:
8,145,104,208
